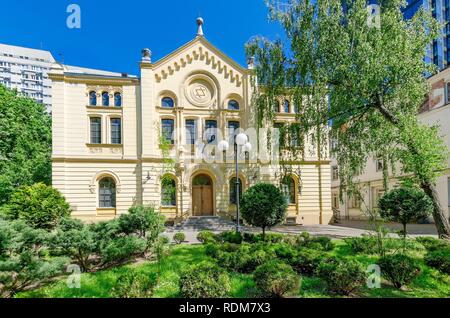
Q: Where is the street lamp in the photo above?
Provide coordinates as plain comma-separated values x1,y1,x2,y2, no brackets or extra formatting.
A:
219,133,250,232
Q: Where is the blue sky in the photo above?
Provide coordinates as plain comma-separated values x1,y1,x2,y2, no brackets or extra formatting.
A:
0,0,283,75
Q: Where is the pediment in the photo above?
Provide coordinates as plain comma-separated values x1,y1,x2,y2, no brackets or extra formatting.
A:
152,37,248,87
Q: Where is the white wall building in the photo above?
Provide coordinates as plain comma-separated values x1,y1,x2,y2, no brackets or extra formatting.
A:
0,43,55,110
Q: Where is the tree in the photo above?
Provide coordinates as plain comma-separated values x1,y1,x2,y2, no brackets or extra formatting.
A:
4,183,71,230
379,185,433,240
240,183,288,239
0,219,68,298
0,85,52,205
246,0,450,237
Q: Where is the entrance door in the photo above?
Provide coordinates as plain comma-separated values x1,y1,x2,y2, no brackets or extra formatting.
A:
192,174,213,216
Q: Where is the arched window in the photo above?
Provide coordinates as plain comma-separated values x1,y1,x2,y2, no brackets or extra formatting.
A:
99,177,116,208
114,92,122,107
281,176,296,204
229,177,243,204
283,100,290,113
228,99,240,110
102,92,110,106
161,177,176,206
161,97,174,108
89,91,97,106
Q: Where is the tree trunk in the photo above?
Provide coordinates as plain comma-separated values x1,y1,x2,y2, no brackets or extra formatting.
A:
262,227,266,242
421,181,450,239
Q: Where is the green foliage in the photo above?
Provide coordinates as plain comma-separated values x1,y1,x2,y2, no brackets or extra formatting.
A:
118,205,165,246
0,219,68,298
0,85,52,205
217,230,243,244
111,271,158,298
316,257,366,295
100,236,147,265
253,260,300,298
214,243,276,273
378,254,421,289
173,232,185,244
4,183,70,230
424,248,450,274
179,261,231,298
290,249,325,275
379,186,433,236
416,237,450,251
51,218,97,272
243,232,285,244
297,232,334,251
240,183,288,237
344,235,379,254
197,230,217,244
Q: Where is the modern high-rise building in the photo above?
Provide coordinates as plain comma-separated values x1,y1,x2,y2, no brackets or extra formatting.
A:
0,43,55,110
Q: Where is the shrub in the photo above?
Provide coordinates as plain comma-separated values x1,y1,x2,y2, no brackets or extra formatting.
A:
242,232,284,244
51,218,97,272
290,249,325,275
204,243,220,258
4,183,70,230
378,254,421,289
272,243,298,261
118,205,165,247
179,262,231,298
416,237,450,251
100,236,147,265
316,257,366,295
253,260,300,298
344,235,379,254
379,186,433,239
197,230,217,244
240,183,288,239
217,231,243,244
111,271,158,298
297,232,334,251
424,248,450,274
173,232,186,244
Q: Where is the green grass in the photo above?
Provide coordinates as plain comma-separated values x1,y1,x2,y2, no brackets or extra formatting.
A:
17,240,450,298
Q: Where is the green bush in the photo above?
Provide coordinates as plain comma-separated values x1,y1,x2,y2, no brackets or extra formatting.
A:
290,249,325,275
240,183,288,239
297,232,334,251
217,231,243,244
111,271,158,298
4,183,70,230
173,232,185,244
316,257,366,295
378,254,421,289
204,243,220,258
416,237,450,251
424,248,450,274
118,205,165,246
100,236,147,265
179,262,231,298
344,235,379,254
253,260,300,298
273,243,297,261
242,232,284,244
197,230,217,244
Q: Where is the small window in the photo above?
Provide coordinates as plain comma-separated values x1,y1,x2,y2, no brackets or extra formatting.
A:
90,117,102,144
332,193,340,209
102,92,110,106
228,99,240,110
294,103,300,114
89,91,97,106
283,100,290,113
274,123,285,148
376,158,384,172
273,100,280,113
114,92,122,107
350,195,361,209
161,119,175,144
332,166,339,181
205,120,217,144
185,119,197,145
162,97,174,108
282,176,296,204
229,177,243,204
161,178,176,207
110,118,122,144
228,121,240,144
99,177,116,208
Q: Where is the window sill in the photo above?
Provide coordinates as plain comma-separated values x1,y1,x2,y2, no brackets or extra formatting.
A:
86,105,123,111
86,143,123,148
97,208,116,216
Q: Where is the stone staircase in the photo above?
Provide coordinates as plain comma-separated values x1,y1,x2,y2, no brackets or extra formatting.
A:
176,216,237,231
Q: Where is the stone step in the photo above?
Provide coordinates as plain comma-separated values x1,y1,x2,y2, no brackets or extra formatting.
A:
177,216,237,231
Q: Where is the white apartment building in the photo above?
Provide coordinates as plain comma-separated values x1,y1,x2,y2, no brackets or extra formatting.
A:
0,43,55,110
331,67,450,222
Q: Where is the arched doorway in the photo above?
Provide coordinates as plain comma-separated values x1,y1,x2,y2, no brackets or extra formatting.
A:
192,174,214,216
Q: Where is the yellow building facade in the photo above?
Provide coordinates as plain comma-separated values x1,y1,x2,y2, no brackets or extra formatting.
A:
49,19,333,225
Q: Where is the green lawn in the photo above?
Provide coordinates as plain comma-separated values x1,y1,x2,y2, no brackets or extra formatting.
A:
17,241,450,298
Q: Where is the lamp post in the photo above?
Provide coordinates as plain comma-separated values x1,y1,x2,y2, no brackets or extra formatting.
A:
219,134,252,233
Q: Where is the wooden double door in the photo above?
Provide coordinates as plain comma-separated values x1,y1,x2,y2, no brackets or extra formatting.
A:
192,174,214,216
